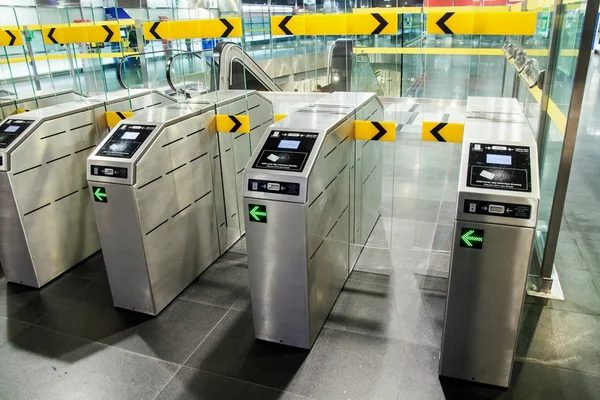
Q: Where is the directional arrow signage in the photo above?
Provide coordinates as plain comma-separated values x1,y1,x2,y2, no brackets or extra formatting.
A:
248,204,267,223
215,115,250,134
427,11,537,36
272,12,396,36
355,120,396,142
0,28,22,46
93,186,107,203
460,228,484,249
106,111,134,128
422,121,464,143
143,17,242,40
43,23,120,45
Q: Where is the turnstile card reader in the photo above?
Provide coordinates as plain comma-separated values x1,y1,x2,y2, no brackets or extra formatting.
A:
243,92,385,349
0,89,175,288
87,90,274,315
440,114,539,387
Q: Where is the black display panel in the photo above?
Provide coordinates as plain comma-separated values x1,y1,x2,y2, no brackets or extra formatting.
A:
463,199,532,219
0,119,34,149
90,165,128,179
466,143,531,192
248,179,300,196
97,124,156,158
253,130,318,172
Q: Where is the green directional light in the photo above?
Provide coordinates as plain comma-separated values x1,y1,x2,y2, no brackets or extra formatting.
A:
248,204,267,223
460,228,484,249
93,186,108,203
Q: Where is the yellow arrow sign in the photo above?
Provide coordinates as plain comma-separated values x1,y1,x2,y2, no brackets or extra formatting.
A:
272,12,397,36
355,120,396,141
274,114,288,122
216,115,250,133
144,18,242,40
422,122,464,143
42,24,120,45
106,111,134,128
0,28,22,46
427,11,536,35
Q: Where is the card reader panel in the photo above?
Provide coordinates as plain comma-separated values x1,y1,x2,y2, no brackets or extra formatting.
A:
0,119,34,148
97,124,156,159
466,143,531,192
252,130,318,172
248,179,300,196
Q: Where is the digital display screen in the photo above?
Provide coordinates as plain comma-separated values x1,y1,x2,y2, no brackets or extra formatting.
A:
4,125,19,133
278,140,300,150
486,154,512,165
122,131,140,140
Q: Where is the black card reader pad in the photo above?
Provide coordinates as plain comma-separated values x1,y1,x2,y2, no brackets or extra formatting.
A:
0,119,34,148
466,143,531,192
253,130,318,172
97,124,156,159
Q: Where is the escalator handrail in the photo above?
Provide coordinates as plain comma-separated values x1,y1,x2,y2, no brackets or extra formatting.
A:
116,50,190,90
165,51,213,98
213,42,282,92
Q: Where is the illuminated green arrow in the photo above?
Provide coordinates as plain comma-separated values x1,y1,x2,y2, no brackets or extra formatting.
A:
94,187,107,202
461,229,483,247
249,205,267,222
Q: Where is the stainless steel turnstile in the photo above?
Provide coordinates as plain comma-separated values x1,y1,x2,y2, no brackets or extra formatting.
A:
87,90,273,315
0,89,82,118
243,92,384,349
0,89,175,288
439,97,540,387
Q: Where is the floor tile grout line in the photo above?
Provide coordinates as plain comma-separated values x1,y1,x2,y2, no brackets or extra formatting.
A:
514,355,600,378
175,295,234,311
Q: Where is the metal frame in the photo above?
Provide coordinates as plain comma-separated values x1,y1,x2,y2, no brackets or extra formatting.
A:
537,0,600,293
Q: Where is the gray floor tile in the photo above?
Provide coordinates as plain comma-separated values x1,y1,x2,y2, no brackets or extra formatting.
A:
355,246,430,275
178,259,249,309
155,367,311,400
432,224,453,252
35,281,228,364
391,219,437,250
0,325,178,400
0,316,29,347
348,270,393,286
547,268,600,316
577,239,600,274
517,304,600,375
392,197,440,222
437,201,457,225
230,287,252,313
0,274,91,323
227,238,247,255
67,252,109,282
555,237,590,271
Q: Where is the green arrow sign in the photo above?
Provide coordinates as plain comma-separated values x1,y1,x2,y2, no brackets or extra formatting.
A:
248,204,267,223
93,186,107,203
460,228,484,249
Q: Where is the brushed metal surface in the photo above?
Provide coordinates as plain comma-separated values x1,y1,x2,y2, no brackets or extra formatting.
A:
244,92,382,349
440,221,534,387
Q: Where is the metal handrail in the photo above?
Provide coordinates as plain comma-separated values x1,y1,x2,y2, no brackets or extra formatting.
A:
165,51,213,98
116,50,189,90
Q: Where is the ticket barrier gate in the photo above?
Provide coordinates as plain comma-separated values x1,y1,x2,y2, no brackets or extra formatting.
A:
243,92,385,349
87,90,274,315
0,89,82,118
439,97,540,387
0,89,175,288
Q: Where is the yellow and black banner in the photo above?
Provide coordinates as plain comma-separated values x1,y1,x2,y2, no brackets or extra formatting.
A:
355,120,396,142
216,115,250,133
427,11,536,35
272,12,397,36
0,28,22,46
274,114,288,122
43,23,120,45
422,122,464,143
106,111,134,128
144,18,242,40
13,109,30,114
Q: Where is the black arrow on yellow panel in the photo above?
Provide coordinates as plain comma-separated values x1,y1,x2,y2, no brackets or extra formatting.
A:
430,122,447,142
371,13,389,35
370,122,387,141
220,19,234,37
47,28,58,44
102,25,114,42
149,21,162,40
229,116,243,132
5,30,16,46
279,16,293,35
116,112,127,120
436,12,454,35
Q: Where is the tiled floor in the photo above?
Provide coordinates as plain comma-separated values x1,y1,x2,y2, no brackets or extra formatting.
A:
1,61,600,400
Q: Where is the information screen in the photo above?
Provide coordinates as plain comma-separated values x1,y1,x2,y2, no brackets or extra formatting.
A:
4,125,19,133
122,131,140,140
278,140,300,150
486,154,512,165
